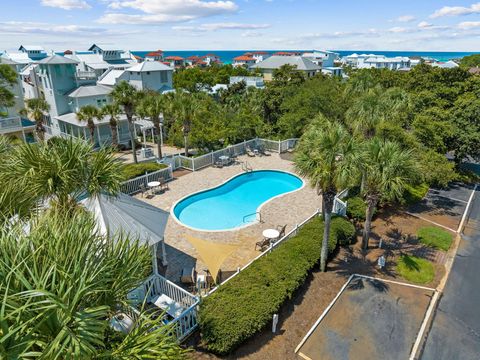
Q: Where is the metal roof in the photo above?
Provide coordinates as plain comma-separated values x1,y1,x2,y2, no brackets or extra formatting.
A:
37,54,78,65
55,112,128,127
97,69,126,86
19,45,45,51
81,192,169,246
89,44,124,52
68,84,113,98
251,56,321,71
127,61,173,72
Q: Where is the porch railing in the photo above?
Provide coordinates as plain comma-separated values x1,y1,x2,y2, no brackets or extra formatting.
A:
0,116,23,133
120,166,173,195
127,274,199,342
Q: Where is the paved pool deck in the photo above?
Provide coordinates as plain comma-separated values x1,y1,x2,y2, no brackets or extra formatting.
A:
135,153,320,284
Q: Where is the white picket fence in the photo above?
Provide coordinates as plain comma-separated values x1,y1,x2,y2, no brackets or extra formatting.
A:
120,166,174,195
163,138,298,172
127,274,199,342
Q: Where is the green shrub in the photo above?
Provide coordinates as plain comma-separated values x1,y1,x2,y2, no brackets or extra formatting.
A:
403,183,429,205
396,255,435,284
346,196,369,221
331,216,356,246
199,216,354,354
417,226,453,251
121,162,167,180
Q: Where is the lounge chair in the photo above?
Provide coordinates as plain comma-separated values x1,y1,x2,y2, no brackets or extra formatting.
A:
255,237,270,251
138,183,146,197
246,148,256,157
160,179,169,191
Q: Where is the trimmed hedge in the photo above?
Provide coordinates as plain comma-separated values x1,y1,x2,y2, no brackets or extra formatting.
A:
346,196,371,222
403,183,429,205
417,226,453,251
121,162,167,180
199,216,355,354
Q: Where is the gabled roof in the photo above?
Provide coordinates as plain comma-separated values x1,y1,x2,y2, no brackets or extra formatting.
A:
234,55,255,61
81,192,169,246
127,61,173,72
89,44,123,52
2,52,32,64
251,56,321,71
68,84,112,98
19,45,45,52
37,54,78,65
97,69,126,86
165,56,184,61
146,50,163,57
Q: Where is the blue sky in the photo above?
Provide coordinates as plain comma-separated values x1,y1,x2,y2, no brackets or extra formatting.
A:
0,0,480,51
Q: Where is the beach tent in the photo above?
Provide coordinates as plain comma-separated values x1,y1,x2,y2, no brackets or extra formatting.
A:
82,192,169,274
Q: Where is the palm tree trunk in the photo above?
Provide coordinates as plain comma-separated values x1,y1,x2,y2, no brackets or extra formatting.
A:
35,120,45,142
362,196,378,250
110,123,118,149
184,133,189,157
154,121,162,158
321,192,335,272
127,114,138,164
89,126,95,145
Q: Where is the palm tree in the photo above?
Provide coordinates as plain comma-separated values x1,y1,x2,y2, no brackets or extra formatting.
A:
0,209,187,359
0,138,123,212
361,138,418,249
101,103,121,149
295,117,360,272
137,91,165,158
20,98,50,142
111,81,140,163
76,105,99,144
171,92,200,156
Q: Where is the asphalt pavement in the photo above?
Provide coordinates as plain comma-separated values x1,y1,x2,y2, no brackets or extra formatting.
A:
421,186,480,360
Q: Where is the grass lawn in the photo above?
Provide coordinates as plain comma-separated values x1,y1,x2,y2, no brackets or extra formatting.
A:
396,255,435,284
417,226,453,251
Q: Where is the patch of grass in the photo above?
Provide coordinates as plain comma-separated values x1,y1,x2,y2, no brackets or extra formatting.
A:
403,183,429,205
121,162,167,180
417,226,453,251
396,255,435,284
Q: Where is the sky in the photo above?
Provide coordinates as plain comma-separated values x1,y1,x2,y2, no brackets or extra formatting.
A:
0,0,480,51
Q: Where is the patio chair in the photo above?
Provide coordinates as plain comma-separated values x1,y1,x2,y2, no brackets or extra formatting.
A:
213,160,224,168
246,148,256,157
275,224,287,240
138,183,146,197
255,237,270,251
160,179,169,191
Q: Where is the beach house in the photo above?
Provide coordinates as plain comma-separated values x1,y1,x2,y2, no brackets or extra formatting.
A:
233,55,256,67
250,55,321,81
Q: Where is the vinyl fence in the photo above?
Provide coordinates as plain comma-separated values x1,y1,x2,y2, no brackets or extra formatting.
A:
120,166,174,195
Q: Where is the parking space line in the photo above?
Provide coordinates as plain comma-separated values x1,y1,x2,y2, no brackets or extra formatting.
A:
405,211,457,233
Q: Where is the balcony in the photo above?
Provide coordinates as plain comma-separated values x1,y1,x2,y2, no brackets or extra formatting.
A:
0,116,23,134
75,71,97,80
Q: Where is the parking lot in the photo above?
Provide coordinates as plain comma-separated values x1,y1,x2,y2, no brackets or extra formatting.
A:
296,275,436,360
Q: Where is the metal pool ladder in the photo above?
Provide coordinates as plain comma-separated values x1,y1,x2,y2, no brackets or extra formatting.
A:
243,212,262,224
242,161,253,172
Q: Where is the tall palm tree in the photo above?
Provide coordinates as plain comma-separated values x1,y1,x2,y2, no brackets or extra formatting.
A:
361,138,418,249
76,105,99,144
137,91,165,158
0,209,187,359
101,103,121,149
20,98,50,142
171,92,200,156
0,138,123,212
295,117,360,272
111,81,140,163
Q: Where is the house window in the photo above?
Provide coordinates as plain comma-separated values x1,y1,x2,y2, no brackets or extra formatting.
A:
137,72,140,75
160,71,167,82
130,71,133,75
146,72,150,75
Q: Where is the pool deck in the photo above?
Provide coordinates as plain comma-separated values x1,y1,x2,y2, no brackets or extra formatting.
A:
135,153,320,284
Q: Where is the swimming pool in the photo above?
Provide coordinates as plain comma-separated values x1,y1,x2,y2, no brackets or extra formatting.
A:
172,170,304,231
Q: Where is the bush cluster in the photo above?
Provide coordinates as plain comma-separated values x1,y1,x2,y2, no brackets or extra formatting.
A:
199,216,355,354
121,162,167,180
402,183,429,205
346,196,369,221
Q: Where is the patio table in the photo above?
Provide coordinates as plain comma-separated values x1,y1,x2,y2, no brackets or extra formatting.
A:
219,155,230,165
147,181,161,194
262,229,280,240
150,294,184,318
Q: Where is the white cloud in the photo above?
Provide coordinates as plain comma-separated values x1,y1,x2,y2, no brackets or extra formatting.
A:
418,21,432,28
430,2,480,18
172,22,270,32
41,0,91,10
99,0,238,24
396,15,416,22
389,26,409,33
458,21,480,29
0,21,119,36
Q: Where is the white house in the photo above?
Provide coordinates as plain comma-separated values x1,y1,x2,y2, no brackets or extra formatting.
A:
342,53,411,70
230,76,264,88
233,55,256,67
431,60,459,69
302,50,338,68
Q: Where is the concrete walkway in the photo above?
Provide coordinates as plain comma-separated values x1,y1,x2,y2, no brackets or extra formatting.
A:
421,187,480,359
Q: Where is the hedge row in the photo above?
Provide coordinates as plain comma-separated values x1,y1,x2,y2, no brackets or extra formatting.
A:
198,216,355,354
121,162,167,180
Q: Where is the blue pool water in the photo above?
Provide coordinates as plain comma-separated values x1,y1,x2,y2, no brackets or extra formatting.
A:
173,170,303,231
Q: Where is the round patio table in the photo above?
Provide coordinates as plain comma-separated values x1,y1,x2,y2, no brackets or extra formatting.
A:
147,181,161,188
262,229,280,240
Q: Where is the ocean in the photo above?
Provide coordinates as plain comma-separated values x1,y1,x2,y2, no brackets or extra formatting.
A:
131,50,479,64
